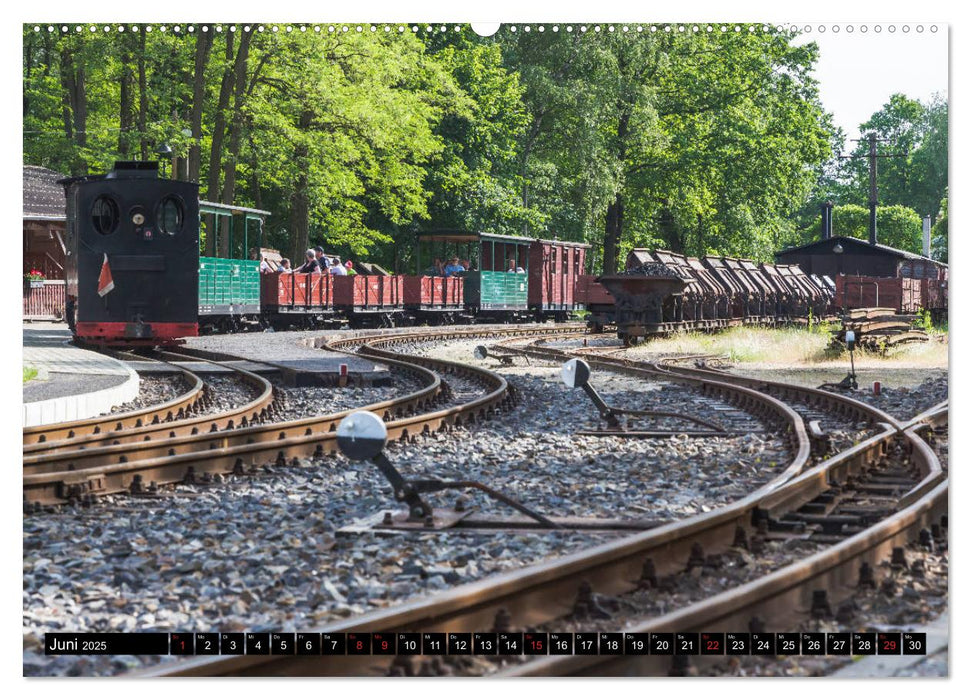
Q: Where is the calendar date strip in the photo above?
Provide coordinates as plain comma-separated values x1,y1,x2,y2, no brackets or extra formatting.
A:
44,630,927,657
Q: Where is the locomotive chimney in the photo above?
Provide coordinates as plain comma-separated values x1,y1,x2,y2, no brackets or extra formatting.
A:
107,161,160,179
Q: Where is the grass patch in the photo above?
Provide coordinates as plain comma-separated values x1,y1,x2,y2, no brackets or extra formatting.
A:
629,325,948,369
23,366,38,383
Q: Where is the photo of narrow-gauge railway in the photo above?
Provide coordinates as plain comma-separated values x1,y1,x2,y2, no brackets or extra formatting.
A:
22,20,949,682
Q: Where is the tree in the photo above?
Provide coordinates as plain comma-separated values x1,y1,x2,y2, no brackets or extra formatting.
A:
931,191,947,263
245,30,450,260
21,24,841,272
187,31,212,182
831,203,922,253
839,93,948,219
419,38,535,237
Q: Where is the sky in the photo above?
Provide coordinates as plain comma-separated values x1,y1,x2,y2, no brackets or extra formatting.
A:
793,23,949,142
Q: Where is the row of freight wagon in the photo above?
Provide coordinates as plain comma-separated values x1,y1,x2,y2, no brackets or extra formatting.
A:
578,249,837,341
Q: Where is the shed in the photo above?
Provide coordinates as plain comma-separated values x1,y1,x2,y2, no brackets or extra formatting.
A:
23,165,68,279
775,236,947,282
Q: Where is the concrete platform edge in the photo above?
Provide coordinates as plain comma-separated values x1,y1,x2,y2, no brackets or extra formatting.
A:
23,363,140,428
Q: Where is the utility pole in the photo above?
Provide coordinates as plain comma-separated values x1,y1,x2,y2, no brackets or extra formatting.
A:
839,133,908,246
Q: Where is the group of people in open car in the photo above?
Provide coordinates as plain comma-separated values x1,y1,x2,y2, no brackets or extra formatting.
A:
426,257,524,277
257,246,356,276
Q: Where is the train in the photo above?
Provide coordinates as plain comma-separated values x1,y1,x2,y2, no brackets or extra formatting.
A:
576,250,835,344
61,161,590,347
62,160,943,349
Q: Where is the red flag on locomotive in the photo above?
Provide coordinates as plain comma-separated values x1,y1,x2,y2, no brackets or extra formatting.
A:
97,253,115,297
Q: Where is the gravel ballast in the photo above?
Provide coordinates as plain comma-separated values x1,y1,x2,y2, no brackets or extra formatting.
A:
96,374,192,417
23,334,791,677
23,329,944,678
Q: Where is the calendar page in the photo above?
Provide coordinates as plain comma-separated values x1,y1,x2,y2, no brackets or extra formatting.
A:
20,4,950,689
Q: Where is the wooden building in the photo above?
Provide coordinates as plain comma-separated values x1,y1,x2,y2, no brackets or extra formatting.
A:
23,165,68,320
776,235,947,315
775,235,947,282
24,165,68,277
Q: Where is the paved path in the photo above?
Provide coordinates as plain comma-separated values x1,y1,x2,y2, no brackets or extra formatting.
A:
22,323,139,426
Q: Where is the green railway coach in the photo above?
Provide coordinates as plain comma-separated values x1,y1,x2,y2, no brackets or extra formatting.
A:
416,230,532,319
198,200,271,331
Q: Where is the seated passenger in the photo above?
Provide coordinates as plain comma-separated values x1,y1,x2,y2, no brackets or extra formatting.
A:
432,258,445,276
345,261,357,276
444,257,466,277
296,249,320,273
280,258,292,272
507,258,525,273
329,257,348,276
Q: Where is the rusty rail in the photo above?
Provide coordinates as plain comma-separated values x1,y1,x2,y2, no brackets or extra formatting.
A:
502,480,947,676
22,364,206,447
494,335,812,485
23,326,581,506
132,331,948,678
23,355,437,479
138,413,939,677
23,355,276,460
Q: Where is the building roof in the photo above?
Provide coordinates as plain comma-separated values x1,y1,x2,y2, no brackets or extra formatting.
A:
776,236,946,267
418,229,589,247
23,165,68,221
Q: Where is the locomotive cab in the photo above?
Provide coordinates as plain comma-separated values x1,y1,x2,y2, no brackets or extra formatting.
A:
61,161,200,346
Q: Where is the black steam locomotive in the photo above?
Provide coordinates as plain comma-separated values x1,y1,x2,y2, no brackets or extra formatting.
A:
61,162,200,345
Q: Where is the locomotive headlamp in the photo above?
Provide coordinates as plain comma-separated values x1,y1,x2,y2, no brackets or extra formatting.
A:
132,213,145,225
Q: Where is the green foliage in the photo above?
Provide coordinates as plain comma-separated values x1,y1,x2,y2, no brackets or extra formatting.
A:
913,308,934,334
23,366,38,383
931,191,948,262
837,94,948,219
831,203,923,253
806,308,836,336
23,24,881,271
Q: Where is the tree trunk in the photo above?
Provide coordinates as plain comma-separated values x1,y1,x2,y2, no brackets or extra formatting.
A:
207,32,236,204
603,194,624,275
59,44,87,173
118,39,134,157
188,32,213,183
249,134,263,211
24,33,34,118
695,213,704,257
220,30,253,208
290,109,313,262
602,110,630,275
658,203,680,252
58,47,74,142
137,30,148,160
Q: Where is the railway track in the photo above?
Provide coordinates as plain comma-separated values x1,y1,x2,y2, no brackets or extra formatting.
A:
505,334,902,463
22,325,582,507
24,351,275,469
22,362,207,447
127,331,945,677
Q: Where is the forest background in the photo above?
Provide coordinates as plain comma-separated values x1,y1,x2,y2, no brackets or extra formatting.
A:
22,23,949,271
